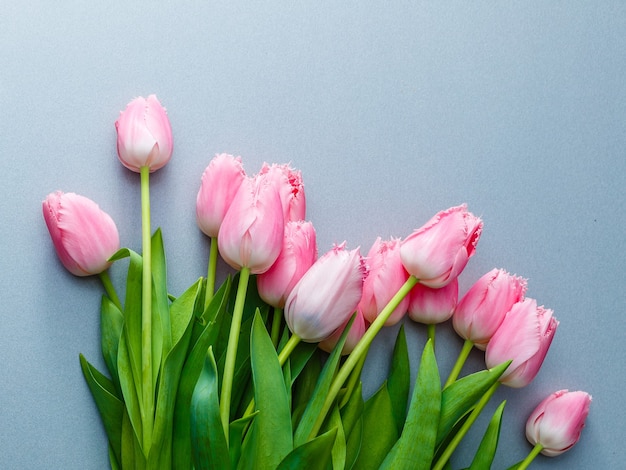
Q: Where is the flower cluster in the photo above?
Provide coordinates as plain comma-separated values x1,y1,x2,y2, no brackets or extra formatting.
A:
43,95,591,470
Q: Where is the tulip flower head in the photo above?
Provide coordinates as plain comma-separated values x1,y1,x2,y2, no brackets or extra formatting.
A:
196,153,246,237
526,390,592,456
285,243,366,342
407,278,458,324
453,268,527,350
43,191,120,276
115,95,173,172
485,298,558,388
400,204,482,288
259,162,306,222
319,308,369,355
257,220,318,308
358,237,410,326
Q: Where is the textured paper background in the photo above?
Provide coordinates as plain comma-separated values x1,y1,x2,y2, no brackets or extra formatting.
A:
2,2,624,468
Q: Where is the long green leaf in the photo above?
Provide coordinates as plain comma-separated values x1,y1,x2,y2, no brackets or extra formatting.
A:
387,324,410,436
151,229,170,355
100,296,124,395
276,428,337,470
469,401,506,470
117,326,144,450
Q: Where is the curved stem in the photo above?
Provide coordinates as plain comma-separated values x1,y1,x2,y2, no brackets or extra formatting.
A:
219,267,251,444
427,323,436,349
140,165,153,452
99,270,122,311
444,339,475,389
277,332,301,366
308,275,419,439
204,237,218,310
517,443,544,470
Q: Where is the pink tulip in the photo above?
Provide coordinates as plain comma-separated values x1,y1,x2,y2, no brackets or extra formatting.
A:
258,162,306,222
217,175,284,274
485,298,558,388
319,308,369,355
400,205,482,288
257,220,318,308
43,191,120,276
453,268,527,350
526,390,591,456
407,278,458,324
284,243,366,342
358,237,410,326
196,153,246,237
115,95,173,172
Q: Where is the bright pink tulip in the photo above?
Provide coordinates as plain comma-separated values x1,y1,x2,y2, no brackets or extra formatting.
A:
319,308,369,355
257,220,318,308
526,390,592,456
358,237,410,326
453,268,527,350
196,153,246,237
217,175,284,274
485,298,558,388
284,243,366,342
400,205,482,288
43,191,120,276
258,162,306,222
115,95,173,172
407,278,458,324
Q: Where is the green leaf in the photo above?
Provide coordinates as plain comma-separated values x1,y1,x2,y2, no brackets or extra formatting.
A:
229,412,257,469
151,229,171,354
469,401,506,470
291,349,322,430
379,339,441,470
276,428,337,470
340,381,364,438
117,326,143,450
345,415,363,470
100,296,124,395
190,348,230,470
437,361,510,446
387,324,410,436
352,382,399,470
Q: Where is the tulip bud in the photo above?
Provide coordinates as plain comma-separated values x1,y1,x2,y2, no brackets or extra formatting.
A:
257,220,318,308
407,278,458,324
400,204,482,288
258,162,306,222
485,298,558,388
43,191,120,276
284,243,366,342
196,153,246,237
453,268,527,350
319,308,369,355
358,237,410,326
526,390,592,456
217,174,284,274
115,95,173,172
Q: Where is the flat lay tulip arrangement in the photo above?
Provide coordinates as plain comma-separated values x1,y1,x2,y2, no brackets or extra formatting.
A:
43,95,591,469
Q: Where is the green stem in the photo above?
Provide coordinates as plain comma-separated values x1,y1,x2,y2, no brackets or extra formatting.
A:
140,166,153,452
432,381,501,470
308,275,419,439
427,323,436,349
443,339,475,389
99,270,122,311
219,267,251,444
339,351,367,409
271,307,283,347
517,443,544,470
204,237,219,310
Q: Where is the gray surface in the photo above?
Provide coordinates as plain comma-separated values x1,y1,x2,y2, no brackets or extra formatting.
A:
2,2,624,468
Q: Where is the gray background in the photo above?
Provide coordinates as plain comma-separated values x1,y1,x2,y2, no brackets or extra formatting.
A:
2,1,624,468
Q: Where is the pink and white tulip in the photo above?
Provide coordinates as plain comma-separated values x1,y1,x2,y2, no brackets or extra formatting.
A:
526,390,592,456
453,268,527,350
284,243,366,342
358,237,410,326
217,175,284,274
400,204,482,288
407,278,458,324
319,308,369,355
196,153,246,237
259,162,306,222
115,95,173,172
43,191,120,276
485,298,558,388
257,220,317,308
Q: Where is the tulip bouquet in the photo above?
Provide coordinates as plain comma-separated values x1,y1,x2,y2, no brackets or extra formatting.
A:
43,95,591,470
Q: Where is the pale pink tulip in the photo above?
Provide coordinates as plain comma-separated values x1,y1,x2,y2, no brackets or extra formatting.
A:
115,95,173,172
258,162,306,222
453,268,527,350
526,390,591,456
196,153,246,237
217,175,284,274
43,191,120,276
485,298,558,388
407,278,458,324
319,308,369,355
257,220,318,308
358,237,410,326
400,205,482,288
284,243,366,342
